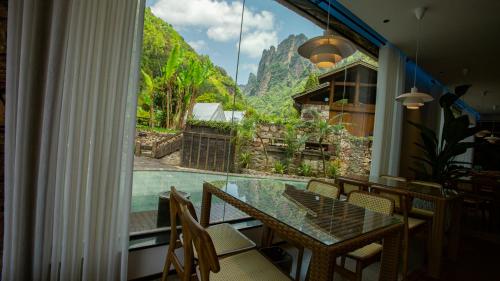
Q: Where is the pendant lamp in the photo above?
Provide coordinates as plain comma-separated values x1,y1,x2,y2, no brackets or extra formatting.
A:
485,107,499,144
298,0,356,68
396,7,433,109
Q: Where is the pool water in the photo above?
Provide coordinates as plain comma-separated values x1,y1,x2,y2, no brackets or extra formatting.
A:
132,170,307,213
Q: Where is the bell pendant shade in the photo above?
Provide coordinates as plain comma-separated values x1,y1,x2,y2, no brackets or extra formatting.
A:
396,87,434,109
298,30,356,68
485,134,500,144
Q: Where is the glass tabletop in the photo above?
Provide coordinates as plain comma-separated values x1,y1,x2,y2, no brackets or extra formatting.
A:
206,179,401,246
339,175,459,199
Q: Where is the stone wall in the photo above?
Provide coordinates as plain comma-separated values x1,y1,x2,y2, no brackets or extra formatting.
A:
242,123,372,176
301,104,329,121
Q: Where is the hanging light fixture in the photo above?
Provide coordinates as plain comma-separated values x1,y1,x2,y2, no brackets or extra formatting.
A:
298,0,356,68
485,106,500,144
396,7,433,109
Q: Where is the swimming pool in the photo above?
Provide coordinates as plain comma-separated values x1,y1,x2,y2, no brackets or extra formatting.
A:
131,170,308,213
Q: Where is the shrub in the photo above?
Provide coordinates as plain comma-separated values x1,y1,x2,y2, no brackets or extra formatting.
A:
272,160,286,175
297,162,313,177
239,151,252,169
327,159,341,178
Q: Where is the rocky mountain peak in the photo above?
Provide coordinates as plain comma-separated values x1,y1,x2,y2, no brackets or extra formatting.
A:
243,34,314,96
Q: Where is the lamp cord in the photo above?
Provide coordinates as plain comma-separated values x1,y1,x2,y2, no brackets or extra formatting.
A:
326,0,332,33
223,0,246,222
414,17,421,88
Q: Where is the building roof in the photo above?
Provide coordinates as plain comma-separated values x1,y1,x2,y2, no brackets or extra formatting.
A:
292,82,330,100
192,103,226,121
224,111,245,123
318,51,378,80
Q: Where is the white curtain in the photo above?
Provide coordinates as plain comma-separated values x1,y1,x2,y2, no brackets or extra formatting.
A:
370,44,406,177
3,0,145,280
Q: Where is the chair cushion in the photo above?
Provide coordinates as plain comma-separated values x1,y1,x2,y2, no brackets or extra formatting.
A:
346,243,382,260
206,223,256,256
182,223,256,258
197,249,291,281
394,214,426,230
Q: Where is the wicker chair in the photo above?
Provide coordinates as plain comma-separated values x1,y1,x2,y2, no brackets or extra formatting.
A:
335,191,395,281
162,187,256,281
409,180,443,218
370,185,427,281
177,201,292,281
307,179,340,199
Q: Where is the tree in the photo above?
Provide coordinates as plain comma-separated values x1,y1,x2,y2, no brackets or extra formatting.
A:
302,109,342,177
283,124,307,169
159,45,183,128
140,69,156,127
184,58,213,127
237,111,270,169
303,72,320,90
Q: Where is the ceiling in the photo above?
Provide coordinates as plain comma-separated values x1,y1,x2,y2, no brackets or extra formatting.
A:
337,0,500,114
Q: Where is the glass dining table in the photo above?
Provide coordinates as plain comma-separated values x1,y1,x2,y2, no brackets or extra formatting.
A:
200,178,404,281
336,175,463,279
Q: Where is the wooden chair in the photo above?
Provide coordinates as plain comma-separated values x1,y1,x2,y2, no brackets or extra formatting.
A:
177,200,292,281
409,180,443,218
162,187,256,281
370,185,427,281
335,191,395,281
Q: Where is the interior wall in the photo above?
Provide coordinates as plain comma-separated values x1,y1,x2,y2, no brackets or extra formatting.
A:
399,76,444,178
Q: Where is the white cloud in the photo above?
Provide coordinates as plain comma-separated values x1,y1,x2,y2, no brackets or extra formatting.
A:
242,63,258,74
240,31,278,58
188,40,207,52
151,0,278,58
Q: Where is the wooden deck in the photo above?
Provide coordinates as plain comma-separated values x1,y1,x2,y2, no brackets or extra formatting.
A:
130,202,249,233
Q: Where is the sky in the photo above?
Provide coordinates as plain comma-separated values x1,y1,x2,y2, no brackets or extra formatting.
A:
146,0,323,84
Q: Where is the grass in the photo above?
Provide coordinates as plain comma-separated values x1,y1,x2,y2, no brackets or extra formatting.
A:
136,125,179,134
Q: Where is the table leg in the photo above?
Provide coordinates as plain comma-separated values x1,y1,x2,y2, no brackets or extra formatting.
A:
447,197,463,261
427,199,446,279
200,183,212,227
379,227,402,281
308,250,335,281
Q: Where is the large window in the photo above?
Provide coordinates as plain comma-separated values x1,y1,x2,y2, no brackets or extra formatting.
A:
130,0,378,239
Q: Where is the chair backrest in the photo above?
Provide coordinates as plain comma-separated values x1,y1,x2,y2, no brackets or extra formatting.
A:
164,187,200,281
178,203,220,281
347,191,394,216
380,175,407,182
307,179,340,199
370,185,410,216
410,180,442,189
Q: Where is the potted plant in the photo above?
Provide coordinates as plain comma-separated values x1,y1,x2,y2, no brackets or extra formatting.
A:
409,85,480,185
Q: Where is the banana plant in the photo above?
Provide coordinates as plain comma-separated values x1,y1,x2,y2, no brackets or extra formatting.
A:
409,85,480,184
160,45,183,128
139,69,155,127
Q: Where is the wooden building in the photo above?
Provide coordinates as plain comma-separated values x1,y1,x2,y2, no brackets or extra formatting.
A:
293,59,377,137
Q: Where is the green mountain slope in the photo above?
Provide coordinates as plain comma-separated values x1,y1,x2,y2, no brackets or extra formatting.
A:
138,8,244,128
